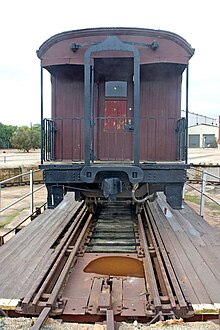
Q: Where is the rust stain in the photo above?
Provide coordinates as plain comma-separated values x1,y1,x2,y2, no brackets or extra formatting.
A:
83,256,144,278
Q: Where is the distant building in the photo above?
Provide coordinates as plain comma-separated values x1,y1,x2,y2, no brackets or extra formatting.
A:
188,123,218,148
181,111,219,148
181,110,218,127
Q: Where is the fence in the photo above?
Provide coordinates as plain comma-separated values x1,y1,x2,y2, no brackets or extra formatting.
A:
186,167,220,217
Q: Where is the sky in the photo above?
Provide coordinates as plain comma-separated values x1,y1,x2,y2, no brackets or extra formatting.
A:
0,0,219,126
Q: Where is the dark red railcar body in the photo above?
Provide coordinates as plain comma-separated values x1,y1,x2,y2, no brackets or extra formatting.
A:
38,27,194,209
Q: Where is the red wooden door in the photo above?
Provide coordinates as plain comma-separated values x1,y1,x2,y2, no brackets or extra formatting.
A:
95,99,133,161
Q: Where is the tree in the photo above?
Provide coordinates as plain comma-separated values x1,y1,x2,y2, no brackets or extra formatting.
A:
0,123,17,148
11,125,41,152
31,124,41,150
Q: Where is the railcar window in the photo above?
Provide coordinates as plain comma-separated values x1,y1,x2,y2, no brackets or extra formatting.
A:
105,81,127,97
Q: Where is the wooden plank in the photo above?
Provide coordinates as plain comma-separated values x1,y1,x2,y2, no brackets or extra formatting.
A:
0,204,71,284
159,193,217,238
0,194,81,298
176,231,220,302
0,209,53,259
192,304,219,315
157,194,208,246
0,194,78,268
0,193,76,259
1,249,55,299
0,298,20,310
197,246,220,281
153,199,220,304
150,202,210,305
181,201,220,245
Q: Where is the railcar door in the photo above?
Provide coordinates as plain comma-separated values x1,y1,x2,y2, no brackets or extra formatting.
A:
95,80,133,161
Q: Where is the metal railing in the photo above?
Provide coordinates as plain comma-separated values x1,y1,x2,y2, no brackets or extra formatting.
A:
0,169,45,214
43,116,186,162
185,167,220,217
0,169,46,245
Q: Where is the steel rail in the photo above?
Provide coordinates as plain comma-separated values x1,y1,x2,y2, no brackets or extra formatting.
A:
32,205,88,306
31,210,93,329
22,202,85,306
106,309,115,330
31,307,51,330
46,213,93,306
137,214,162,313
142,205,177,310
145,202,188,312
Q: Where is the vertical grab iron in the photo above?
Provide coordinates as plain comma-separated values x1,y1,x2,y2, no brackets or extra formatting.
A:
185,65,189,164
40,66,44,165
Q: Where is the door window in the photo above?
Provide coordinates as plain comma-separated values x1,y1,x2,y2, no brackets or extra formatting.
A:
105,81,127,97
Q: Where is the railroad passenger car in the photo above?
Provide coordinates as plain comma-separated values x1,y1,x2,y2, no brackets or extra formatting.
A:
37,27,194,211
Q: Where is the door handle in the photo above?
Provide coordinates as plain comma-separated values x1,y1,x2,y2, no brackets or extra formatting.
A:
124,123,134,131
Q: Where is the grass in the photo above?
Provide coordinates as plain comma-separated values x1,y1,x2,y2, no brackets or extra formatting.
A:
185,192,220,218
0,210,23,228
184,194,201,205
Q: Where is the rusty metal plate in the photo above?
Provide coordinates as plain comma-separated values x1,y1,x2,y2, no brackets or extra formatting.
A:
121,277,147,316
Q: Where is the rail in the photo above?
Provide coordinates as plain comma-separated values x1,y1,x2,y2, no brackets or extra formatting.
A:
43,116,186,162
0,169,44,213
0,169,46,245
185,167,220,217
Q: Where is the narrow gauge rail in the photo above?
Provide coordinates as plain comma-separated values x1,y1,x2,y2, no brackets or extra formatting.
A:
1,193,220,329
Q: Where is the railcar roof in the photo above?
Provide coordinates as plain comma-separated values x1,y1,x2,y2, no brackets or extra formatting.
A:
37,27,195,59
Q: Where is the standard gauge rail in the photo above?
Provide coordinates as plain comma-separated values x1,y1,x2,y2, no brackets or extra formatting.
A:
17,202,93,329
138,204,192,318
19,200,193,330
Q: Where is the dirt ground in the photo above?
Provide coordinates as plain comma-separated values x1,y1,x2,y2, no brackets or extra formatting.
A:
0,147,219,235
0,147,220,166
0,149,41,167
188,147,220,164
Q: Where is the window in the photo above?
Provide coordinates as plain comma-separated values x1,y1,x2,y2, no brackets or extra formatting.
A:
105,81,127,98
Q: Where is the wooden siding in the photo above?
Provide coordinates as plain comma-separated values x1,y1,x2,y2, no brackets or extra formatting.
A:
38,28,194,67
140,66,181,161
39,28,193,162
51,67,84,160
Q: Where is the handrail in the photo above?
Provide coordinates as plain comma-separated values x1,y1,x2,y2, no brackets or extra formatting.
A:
0,169,44,213
186,166,220,217
0,168,41,185
0,169,46,246
0,203,47,246
0,184,45,213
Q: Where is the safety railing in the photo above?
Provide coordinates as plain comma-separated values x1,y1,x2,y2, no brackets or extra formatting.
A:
43,117,84,161
0,169,45,214
185,167,220,217
43,116,186,162
0,169,46,245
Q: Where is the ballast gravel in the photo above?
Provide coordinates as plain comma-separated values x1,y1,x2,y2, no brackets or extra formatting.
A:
0,317,220,330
